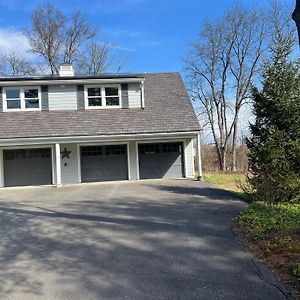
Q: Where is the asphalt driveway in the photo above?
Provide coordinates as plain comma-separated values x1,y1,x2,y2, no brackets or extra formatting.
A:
0,179,292,300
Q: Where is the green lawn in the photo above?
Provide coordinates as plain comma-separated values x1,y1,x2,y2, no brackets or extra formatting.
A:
203,172,300,298
203,172,246,197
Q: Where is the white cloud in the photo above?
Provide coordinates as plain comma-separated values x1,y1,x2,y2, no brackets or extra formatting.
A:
0,28,35,59
105,28,144,38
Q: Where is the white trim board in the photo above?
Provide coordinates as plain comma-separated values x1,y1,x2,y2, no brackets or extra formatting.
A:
84,84,122,110
0,78,144,87
0,131,201,147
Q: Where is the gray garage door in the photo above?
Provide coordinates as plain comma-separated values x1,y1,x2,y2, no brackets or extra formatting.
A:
4,148,52,187
81,145,128,182
139,142,184,179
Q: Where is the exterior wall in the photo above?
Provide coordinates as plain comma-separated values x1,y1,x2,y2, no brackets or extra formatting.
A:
128,83,141,108
128,141,138,180
48,85,78,110
0,87,3,112
184,138,195,178
0,149,3,187
46,83,141,110
60,143,79,184
0,137,197,187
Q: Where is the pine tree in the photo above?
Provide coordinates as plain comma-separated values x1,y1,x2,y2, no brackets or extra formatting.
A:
246,43,300,203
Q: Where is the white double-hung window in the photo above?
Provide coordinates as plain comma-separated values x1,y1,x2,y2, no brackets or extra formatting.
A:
3,87,41,111
85,84,121,109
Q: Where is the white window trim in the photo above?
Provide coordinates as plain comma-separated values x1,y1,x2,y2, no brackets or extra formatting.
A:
3,86,42,112
84,84,122,109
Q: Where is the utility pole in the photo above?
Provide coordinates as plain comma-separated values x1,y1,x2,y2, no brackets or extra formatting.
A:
293,0,300,44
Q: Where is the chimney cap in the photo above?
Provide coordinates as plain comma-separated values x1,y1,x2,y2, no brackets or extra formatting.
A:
59,63,74,77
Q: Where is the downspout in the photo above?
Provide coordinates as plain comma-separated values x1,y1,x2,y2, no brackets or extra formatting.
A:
0,149,3,187
140,81,145,109
196,133,203,181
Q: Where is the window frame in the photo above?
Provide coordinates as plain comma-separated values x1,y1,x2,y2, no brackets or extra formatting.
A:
3,86,42,112
84,84,122,109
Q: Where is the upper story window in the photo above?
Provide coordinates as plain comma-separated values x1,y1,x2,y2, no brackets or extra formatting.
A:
3,87,41,111
85,84,121,109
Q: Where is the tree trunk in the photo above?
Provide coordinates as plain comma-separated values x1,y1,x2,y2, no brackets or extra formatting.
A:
220,147,227,171
231,117,238,171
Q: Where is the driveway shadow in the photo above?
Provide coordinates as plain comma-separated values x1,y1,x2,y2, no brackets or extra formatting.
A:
0,180,291,300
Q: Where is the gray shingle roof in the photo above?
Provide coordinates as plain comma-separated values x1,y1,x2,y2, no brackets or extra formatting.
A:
0,72,200,139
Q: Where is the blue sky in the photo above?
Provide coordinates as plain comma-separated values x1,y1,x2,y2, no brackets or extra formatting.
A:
0,0,294,73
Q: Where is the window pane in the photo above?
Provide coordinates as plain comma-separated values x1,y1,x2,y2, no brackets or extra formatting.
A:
88,88,101,97
105,87,118,96
88,97,102,106
106,97,119,106
6,89,20,99
4,150,26,160
139,144,160,154
162,143,181,153
7,100,21,109
29,148,51,159
105,145,126,155
81,146,103,156
25,99,39,109
24,89,38,99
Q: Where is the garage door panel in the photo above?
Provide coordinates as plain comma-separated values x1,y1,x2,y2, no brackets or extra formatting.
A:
138,160,161,179
81,156,106,181
28,149,52,185
139,143,183,179
4,160,30,187
4,148,52,187
81,145,128,182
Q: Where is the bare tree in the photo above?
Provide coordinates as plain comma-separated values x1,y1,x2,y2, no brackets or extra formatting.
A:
24,3,65,75
269,1,296,61
228,8,265,171
63,12,96,64
24,3,96,75
185,6,265,171
79,38,111,74
77,34,127,74
0,52,37,76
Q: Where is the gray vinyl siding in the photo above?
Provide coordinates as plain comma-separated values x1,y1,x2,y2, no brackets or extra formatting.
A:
185,138,195,178
48,85,77,110
128,141,138,180
128,83,141,108
0,87,2,112
41,85,49,111
77,85,85,110
121,83,129,108
47,83,140,110
60,143,79,184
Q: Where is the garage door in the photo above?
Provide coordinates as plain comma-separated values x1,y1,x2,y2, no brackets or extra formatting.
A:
81,145,128,182
139,142,184,179
4,148,52,187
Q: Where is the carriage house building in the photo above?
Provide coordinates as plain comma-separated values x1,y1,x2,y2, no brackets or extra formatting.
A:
0,64,202,187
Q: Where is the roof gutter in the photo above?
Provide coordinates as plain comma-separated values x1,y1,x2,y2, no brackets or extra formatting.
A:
0,131,202,147
0,77,145,87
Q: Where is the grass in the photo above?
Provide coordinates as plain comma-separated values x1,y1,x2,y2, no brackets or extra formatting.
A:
203,172,300,298
203,172,246,197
